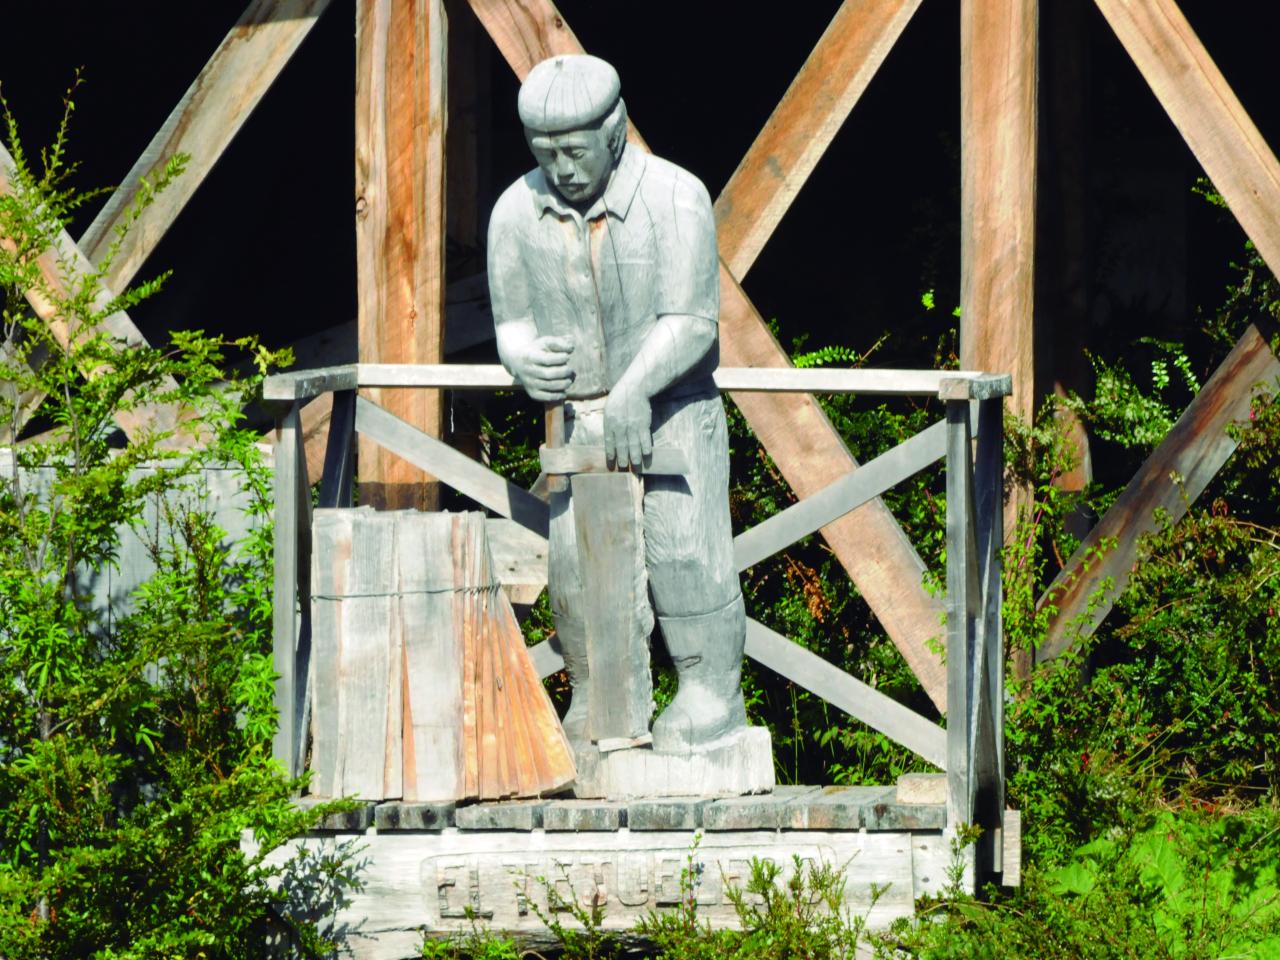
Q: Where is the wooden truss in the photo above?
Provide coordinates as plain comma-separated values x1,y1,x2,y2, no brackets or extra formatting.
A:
4,0,1280,692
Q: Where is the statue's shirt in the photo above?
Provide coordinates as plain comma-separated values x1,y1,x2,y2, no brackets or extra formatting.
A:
487,145,720,399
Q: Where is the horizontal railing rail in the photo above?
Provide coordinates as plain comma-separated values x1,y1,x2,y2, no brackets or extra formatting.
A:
267,363,1007,864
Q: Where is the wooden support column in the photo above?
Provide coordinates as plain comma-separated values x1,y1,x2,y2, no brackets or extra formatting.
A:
356,0,448,510
959,0,1037,538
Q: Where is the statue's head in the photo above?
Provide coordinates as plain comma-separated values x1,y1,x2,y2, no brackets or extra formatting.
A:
519,55,628,208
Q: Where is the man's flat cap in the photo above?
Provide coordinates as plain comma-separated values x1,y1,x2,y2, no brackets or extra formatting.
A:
518,55,621,132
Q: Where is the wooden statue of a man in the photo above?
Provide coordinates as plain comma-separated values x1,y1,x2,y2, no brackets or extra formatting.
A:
487,54,745,754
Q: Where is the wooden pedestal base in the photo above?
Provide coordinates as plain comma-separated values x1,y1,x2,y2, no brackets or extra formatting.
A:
571,726,775,800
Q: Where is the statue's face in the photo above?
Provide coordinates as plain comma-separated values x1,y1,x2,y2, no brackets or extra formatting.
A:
526,126,615,207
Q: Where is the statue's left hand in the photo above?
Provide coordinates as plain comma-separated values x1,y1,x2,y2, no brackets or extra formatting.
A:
603,382,653,469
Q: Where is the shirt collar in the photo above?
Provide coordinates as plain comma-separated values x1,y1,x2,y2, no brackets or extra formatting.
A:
530,144,646,221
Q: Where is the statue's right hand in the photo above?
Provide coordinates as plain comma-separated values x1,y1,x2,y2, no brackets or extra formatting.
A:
514,335,575,402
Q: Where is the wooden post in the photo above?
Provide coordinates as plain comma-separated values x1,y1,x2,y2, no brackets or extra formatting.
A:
356,0,449,510
272,402,303,775
945,399,978,829
959,0,1037,541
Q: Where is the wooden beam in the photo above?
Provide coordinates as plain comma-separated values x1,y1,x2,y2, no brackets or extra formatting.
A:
960,0,1037,427
746,619,947,769
1093,0,1280,280
1037,324,1280,663
354,396,550,538
80,0,333,293
714,0,923,279
0,144,182,443
356,0,449,510
461,0,958,707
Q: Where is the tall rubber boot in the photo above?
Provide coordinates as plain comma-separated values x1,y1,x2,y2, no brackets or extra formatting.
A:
552,615,591,747
651,595,748,752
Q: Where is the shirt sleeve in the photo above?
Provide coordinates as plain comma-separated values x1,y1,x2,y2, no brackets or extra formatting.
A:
486,184,534,329
654,169,720,323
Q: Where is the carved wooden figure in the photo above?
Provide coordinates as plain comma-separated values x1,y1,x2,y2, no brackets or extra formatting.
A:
487,55,770,794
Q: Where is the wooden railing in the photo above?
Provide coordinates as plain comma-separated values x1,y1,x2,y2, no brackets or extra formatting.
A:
265,364,1009,857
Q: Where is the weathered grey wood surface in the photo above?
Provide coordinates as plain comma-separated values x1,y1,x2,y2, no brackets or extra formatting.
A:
572,473,652,742
945,400,978,828
273,405,305,775
573,726,774,800
254,826,957,957
1038,324,1280,662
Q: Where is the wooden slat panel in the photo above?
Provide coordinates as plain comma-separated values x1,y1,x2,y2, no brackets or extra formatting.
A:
399,512,464,801
309,508,354,794
1038,324,1280,662
337,510,396,798
745,619,946,769
1093,0,1280,279
960,0,1037,428
355,396,550,537
356,0,449,510
466,0,949,709
79,0,333,291
714,0,923,279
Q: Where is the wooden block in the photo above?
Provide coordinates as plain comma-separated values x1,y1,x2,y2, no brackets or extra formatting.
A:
539,445,689,476
455,800,547,832
1001,808,1022,886
374,801,456,831
570,473,652,742
296,797,375,833
896,773,947,805
795,786,887,831
703,786,821,831
861,794,947,832
542,800,626,832
626,798,714,831
573,727,774,801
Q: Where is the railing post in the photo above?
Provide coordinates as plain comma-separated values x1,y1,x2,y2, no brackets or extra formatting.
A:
973,396,1006,879
273,401,307,777
945,399,978,831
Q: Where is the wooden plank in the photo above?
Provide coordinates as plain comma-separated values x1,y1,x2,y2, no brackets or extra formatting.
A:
539,444,689,477
292,423,315,775
456,517,479,799
0,143,182,443
744,619,946,769
960,0,1037,549
355,396,550,538
734,418,947,571
1094,0,1280,280
79,0,333,291
318,390,357,508
944,400,979,827
356,0,449,511
337,510,397,798
714,0,924,279
263,365,359,401
350,363,1000,396
572,473,652,742
466,0,953,708
399,512,464,801
309,508,355,795
272,404,302,775
1038,323,1280,662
